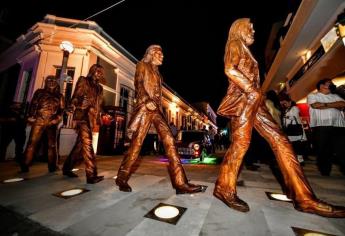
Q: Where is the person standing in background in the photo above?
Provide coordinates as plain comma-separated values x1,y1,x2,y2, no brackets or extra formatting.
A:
281,98,307,164
307,79,345,176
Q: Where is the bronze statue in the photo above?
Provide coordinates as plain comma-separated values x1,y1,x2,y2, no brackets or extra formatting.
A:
215,18,345,217
116,45,202,194
21,75,64,172
62,64,104,184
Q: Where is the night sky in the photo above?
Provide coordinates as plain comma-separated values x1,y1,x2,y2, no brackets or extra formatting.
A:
1,0,297,127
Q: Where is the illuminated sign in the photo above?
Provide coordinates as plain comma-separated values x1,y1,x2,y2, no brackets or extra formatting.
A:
321,27,338,53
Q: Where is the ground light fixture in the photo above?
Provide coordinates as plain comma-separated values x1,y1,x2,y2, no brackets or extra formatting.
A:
2,178,25,183
53,188,89,199
144,203,187,225
265,192,292,202
72,168,79,172
292,226,336,236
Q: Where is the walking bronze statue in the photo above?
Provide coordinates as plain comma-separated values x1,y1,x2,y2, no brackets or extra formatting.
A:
116,45,202,194
63,64,104,184
21,75,64,173
215,18,345,217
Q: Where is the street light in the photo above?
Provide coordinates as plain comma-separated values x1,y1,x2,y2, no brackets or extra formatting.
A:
59,41,74,94
59,41,74,126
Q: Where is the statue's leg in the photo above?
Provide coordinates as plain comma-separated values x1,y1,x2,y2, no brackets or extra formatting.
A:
214,91,261,212
22,124,44,171
254,104,345,218
213,115,253,212
46,125,58,172
116,111,152,192
63,123,83,177
153,112,202,194
77,122,99,178
254,104,315,202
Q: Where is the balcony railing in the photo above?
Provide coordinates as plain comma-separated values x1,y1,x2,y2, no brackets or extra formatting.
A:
288,45,325,88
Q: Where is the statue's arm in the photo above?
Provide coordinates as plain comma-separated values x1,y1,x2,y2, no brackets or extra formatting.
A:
70,76,86,110
27,90,41,119
224,42,256,94
50,95,65,125
135,62,157,110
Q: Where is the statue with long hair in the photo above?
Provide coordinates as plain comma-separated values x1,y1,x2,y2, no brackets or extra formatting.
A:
62,64,104,184
116,45,202,194
21,75,64,172
215,18,345,217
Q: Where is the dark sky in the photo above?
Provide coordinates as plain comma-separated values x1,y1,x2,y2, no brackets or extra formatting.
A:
1,0,297,126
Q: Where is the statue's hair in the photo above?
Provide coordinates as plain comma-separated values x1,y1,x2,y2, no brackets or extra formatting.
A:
44,75,60,94
142,45,162,63
224,18,251,64
87,64,104,78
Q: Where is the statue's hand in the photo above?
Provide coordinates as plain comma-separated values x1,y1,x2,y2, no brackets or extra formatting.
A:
81,96,90,108
146,101,157,111
27,117,36,124
66,105,75,115
49,118,60,125
246,87,262,102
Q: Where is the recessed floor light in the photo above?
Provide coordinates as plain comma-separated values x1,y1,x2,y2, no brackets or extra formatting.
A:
265,192,292,202
144,203,187,225
292,226,336,236
113,176,117,179
53,188,89,199
3,178,25,183
154,206,179,219
72,168,79,172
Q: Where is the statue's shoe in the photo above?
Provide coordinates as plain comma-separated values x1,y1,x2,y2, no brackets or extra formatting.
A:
213,189,250,212
295,200,345,218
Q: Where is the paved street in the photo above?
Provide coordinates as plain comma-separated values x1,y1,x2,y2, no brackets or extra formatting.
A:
0,154,345,236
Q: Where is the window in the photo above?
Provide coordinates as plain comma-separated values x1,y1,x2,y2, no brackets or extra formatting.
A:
98,58,117,88
176,111,179,128
120,85,134,112
55,66,75,102
103,89,116,106
18,70,32,103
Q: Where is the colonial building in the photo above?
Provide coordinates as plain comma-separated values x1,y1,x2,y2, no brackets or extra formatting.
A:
0,15,217,158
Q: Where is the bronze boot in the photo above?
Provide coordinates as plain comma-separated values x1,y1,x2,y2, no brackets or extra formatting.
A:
115,169,132,192
294,199,345,218
168,163,203,194
87,175,104,184
213,185,250,212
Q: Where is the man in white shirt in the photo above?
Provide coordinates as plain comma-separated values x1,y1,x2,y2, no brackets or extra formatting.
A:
307,79,345,176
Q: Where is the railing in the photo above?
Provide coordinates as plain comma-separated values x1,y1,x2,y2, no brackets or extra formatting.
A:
288,45,325,88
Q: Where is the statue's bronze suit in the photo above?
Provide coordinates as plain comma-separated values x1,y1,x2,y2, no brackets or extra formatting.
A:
21,75,64,172
116,45,202,194
215,18,345,218
63,64,104,184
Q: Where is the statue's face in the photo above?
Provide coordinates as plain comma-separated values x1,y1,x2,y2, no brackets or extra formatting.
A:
46,77,58,91
241,22,255,46
151,48,164,66
92,67,104,82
